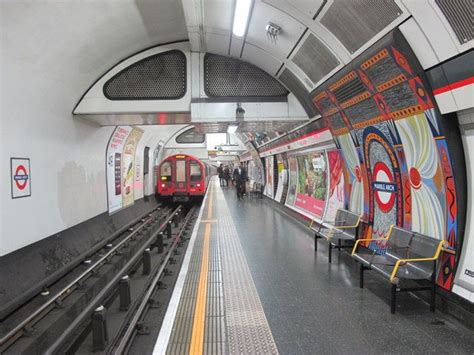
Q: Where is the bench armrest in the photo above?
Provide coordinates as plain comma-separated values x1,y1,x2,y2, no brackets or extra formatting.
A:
333,222,360,229
389,240,445,282
351,238,387,256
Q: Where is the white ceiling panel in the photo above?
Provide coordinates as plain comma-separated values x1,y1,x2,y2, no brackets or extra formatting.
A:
263,0,325,19
241,43,282,75
205,33,231,55
229,36,245,57
204,0,234,32
245,1,306,59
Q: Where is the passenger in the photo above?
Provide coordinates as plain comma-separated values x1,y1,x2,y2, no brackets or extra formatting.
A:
233,162,247,199
224,165,230,187
217,164,225,187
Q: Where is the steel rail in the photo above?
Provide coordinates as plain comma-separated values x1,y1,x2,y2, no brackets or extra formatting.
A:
0,206,167,347
43,206,182,355
113,206,196,355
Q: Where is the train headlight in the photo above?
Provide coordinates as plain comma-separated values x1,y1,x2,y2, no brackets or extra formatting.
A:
161,184,165,188
197,183,201,187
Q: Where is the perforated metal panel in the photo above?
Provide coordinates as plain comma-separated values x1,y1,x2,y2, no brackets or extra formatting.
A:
435,0,473,44
292,34,340,84
103,50,186,100
279,68,319,117
204,54,288,97
320,0,402,54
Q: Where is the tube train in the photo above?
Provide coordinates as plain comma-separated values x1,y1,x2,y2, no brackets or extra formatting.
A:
156,154,214,201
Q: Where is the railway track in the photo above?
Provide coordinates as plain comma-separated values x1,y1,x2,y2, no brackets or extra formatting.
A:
0,203,199,354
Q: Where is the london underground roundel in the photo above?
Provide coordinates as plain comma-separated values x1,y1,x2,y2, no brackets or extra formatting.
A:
372,162,396,213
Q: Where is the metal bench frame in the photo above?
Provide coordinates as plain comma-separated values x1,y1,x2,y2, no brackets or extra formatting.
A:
249,182,263,199
352,225,445,313
314,209,362,263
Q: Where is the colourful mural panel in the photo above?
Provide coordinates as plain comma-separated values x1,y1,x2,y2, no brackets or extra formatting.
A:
312,31,459,289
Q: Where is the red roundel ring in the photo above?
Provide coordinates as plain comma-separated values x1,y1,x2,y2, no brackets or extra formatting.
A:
14,165,28,190
409,167,422,189
372,162,395,213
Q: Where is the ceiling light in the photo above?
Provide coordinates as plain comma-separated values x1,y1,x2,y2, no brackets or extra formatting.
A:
233,0,252,37
227,124,239,134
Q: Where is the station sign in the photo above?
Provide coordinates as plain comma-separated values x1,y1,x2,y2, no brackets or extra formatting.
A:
11,157,31,199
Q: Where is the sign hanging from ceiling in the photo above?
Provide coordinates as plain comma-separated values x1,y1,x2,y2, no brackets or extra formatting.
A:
11,158,31,199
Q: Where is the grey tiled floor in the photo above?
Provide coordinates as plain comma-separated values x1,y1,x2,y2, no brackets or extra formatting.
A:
221,187,474,354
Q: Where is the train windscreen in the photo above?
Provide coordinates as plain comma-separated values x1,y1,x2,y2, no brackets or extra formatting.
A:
161,161,172,181
190,162,202,182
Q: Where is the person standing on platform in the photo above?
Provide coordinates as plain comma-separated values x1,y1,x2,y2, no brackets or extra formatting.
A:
224,165,230,187
233,162,247,199
217,164,226,187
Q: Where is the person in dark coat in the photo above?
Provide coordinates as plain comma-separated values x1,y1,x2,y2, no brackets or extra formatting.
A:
224,166,230,187
233,163,247,199
217,164,226,187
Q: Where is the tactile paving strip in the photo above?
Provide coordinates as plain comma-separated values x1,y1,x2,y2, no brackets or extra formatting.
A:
165,182,277,354
215,187,279,355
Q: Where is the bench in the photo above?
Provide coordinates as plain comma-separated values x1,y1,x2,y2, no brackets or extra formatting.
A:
314,209,362,263
249,182,263,199
352,225,445,313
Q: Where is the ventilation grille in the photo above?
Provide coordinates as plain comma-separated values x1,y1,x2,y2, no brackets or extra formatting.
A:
104,50,186,100
204,54,288,97
292,34,340,85
279,68,318,117
320,0,402,54
435,0,473,44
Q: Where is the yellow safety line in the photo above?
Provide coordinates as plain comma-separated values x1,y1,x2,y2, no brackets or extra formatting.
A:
200,219,217,223
189,223,211,354
189,182,214,354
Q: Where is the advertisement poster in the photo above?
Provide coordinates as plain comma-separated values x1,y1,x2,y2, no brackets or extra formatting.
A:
294,152,328,218
274,157,287,203
107,126,132,214
286,156,298,207
324,150,345,222
265,156,274,198
122,127,144,208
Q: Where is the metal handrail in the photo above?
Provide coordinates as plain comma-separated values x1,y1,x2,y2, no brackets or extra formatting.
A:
0,206,171,347
113,206,196,354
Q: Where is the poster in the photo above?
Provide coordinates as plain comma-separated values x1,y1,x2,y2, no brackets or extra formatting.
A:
122,127,144,208
274,157,287,203
285,156,298,207
264,156,274,198
324,150,345,223
107,126,132,213
294,152,328,218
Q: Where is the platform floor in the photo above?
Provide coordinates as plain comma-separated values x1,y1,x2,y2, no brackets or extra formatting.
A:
154,180,474,354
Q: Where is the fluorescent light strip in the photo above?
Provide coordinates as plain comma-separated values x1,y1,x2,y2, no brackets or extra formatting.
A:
232,0,252,37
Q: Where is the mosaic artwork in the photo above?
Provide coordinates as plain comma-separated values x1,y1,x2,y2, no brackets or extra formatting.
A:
312,32,459,289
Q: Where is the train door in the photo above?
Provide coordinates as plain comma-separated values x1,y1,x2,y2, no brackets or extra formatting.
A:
189,159,203,190
174,156,187,193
